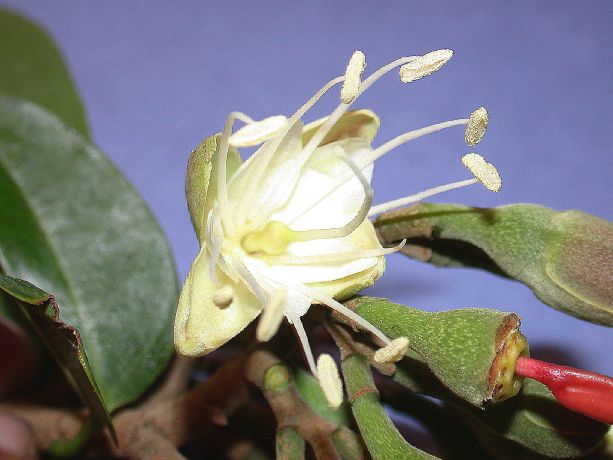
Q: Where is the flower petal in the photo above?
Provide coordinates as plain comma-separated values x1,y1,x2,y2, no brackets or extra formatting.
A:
174,247,261,357
302,109,380,145
228,120,305,229
274,137,374,230
263,220,381,284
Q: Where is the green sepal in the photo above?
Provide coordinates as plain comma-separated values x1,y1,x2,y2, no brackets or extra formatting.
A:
374,202,613,326
348,296,524,407
185,133,242,244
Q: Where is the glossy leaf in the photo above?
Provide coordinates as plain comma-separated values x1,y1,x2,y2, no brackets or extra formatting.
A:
0,96,177,411
0,9,89,137
375,202,613,326
0,274,113,436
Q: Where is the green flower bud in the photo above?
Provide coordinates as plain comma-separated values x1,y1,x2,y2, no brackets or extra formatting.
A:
375,203,613,326
347,296,527,407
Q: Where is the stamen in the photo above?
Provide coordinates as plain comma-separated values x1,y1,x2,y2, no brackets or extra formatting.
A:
301,55,419,158
290,151,372,242
216,111,244,234
341,51,366,104
232,111,256,124
287,310,318,376
399,49,453,83
241,151,373,255
461,153,502,192
229,115,288,147
256,288,287,342
374,337,410,363
237,76,345,227
266,240,406,265
317,353,344,408
366,118,469,164
212,285,234,309
292,283,391,345
464,107,489,146
368,178,478,216
233,256,267,305
288,116,470,229
207,214,222,284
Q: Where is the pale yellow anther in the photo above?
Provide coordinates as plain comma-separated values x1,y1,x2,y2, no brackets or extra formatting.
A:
317,354,343,408
212,285,234,309
229,115,288,147
256,289,287,342
399,49,453,83
462,153,502,192
341,50,366,104
374,337,410,363
465,107,489,146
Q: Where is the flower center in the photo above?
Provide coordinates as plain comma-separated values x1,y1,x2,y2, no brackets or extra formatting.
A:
241,221,295,256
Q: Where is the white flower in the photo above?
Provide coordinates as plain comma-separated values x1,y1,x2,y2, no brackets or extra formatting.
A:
174,50,500,400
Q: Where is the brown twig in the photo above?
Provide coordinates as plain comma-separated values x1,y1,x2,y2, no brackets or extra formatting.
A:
245,349,342,460
1,353,250,459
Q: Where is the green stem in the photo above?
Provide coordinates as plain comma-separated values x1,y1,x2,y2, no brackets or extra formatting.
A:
331,425,367,460
341,354,438,460
47,416,95,458
276,426,305,460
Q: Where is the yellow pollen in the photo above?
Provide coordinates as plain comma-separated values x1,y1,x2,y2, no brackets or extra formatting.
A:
399,49,453,83
241,221,296,256
465,107,489,146
374,337,410,363
317,354,344,408
341,50,366,104
462,153,502,192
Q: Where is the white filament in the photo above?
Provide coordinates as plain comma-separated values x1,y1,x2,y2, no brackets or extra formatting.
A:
368,178,478,216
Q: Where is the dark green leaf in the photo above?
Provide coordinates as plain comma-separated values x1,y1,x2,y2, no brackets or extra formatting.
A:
0,274,113,437
0,96,177,411
375,203,613,326
0,9,89,137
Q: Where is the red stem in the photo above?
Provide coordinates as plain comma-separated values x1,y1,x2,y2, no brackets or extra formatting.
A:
515,356,613,424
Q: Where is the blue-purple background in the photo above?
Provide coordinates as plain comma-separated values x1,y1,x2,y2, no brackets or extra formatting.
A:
3,1,611,374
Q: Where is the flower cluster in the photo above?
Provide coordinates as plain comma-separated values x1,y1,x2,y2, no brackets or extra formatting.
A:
174,49,498,407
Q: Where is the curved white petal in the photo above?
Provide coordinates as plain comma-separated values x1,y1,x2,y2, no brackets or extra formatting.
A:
228,120,305,229
273,138,374,230
269,221,380,284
